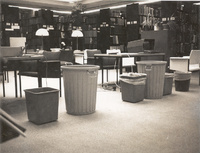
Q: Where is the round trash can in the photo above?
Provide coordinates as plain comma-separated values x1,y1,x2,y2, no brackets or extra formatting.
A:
120,73,147,103
61,65,100,115
136,60,167,99
174,71,191,91
163,73,174,96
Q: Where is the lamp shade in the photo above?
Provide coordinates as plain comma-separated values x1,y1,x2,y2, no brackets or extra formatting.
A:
35,28,49,36
71,30,83,37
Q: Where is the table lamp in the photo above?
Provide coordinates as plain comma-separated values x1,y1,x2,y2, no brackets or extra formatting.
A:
35,28,49,50
71,30,83,51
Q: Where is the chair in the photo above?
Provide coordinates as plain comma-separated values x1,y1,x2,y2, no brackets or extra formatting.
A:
0,59,5,97
18,51,62,97
86,49,118,83
169,50,200,85
1,47,23,83
59,49,74,65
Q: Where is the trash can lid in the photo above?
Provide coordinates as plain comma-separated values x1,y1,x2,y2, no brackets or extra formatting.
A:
136,60,167,65
120,72,147,79
61,65,100,70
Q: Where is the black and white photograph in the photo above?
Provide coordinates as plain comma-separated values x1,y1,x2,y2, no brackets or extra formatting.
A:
0,0,200,152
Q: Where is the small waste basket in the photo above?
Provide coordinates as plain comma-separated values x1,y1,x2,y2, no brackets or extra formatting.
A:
61,65,100,115
174,71,191,91
120,73,147,103
24,87,59,125
163,73,174,95
136,61,167,99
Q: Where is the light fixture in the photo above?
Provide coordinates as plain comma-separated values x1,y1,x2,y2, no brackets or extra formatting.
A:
71,30,83,51
136,0,161,5
35,28,49,50
52,10,71,14
9,5,40,11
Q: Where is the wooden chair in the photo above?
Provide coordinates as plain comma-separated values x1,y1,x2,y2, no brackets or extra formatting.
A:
169,50,200,85
18,59,62,97
86,49,118,83
0,62,5,97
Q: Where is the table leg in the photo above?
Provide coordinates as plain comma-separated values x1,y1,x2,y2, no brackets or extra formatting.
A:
14,70,18,97
38,76,42,87
119,57,122,74
101,59,104,86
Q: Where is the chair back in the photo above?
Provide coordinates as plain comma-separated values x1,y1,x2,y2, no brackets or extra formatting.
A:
189,50,200,65
38,61,61,78
87,50,101,65
0,47,23,57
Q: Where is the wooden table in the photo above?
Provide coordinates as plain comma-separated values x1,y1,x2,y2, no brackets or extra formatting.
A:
94,52,165,85
4,55,43,97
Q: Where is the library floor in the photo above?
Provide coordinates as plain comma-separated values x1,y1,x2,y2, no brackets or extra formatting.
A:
1,70,200,153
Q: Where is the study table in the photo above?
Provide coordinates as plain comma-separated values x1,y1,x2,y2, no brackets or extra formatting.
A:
3,55,43,97
94,52,165,85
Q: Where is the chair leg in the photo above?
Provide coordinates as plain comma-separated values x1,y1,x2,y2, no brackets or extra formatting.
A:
2,73,5,97
106,69,108,82
19,74,22,97
199,70,200,86
59,77,62,97
6,71,9,83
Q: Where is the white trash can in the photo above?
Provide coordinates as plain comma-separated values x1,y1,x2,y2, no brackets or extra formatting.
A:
136,61,167,99
61,65,100,115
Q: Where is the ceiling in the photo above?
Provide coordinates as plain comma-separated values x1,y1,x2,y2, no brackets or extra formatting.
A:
1,0,140,12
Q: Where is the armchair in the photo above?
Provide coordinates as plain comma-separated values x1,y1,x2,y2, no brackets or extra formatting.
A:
18,51,62,97
86,49,118,85
1,47,23,82
169,50,200,85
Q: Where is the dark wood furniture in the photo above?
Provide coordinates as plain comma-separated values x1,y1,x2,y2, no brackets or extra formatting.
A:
94,52,165,85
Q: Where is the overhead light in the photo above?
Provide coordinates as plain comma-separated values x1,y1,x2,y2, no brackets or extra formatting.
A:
9,5,40,11
53,10,72,14
83,4,129,14
193,2,200,5
109,4,128,9
136,0,161,5
82,9,100,14
57,0,80,3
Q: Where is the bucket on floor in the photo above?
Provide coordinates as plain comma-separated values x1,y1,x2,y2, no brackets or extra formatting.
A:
163,73,174,95
61,65,100,115
120,73,147,103
24,87,59,125
136,61,167,99
174,71,191,91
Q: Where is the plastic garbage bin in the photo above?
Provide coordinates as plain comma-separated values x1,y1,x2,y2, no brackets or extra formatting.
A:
24,87,59,125
163,73,174,95
136,60,167,99
120,73,147,103
61,65,100,115
174,71,191,91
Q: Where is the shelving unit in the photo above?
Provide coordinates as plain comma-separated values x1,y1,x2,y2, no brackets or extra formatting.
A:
1,4,21,46
174,2,199,56
98,8,126,53
82,14,99,49
1,2,199,56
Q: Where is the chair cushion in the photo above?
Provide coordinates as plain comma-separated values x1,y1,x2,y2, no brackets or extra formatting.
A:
189,64,200,71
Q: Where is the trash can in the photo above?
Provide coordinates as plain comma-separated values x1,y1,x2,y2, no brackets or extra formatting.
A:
163,73,174,95
24,87,59,125
136,61,167,99
61,65,100,115
174,71,191,91
120,73,147,103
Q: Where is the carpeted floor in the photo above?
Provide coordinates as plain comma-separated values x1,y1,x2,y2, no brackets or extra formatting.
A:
0,71,200,153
